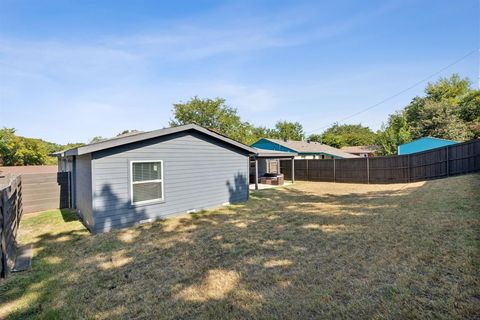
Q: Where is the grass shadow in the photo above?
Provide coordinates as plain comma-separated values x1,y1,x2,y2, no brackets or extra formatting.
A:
60,209,78,222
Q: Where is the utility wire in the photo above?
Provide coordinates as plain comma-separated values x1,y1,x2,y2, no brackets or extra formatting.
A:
305,49,477,135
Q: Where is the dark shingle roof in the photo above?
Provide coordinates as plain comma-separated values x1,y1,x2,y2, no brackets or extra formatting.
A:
263,138,359,158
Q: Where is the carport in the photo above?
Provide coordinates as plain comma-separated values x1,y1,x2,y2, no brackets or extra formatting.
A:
251,149,297,190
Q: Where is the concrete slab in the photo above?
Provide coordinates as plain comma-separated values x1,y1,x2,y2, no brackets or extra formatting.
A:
249,182,292,190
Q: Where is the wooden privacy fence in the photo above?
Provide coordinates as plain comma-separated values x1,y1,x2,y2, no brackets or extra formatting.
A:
21,172,71,214
281,139,480,184
0,175,22,278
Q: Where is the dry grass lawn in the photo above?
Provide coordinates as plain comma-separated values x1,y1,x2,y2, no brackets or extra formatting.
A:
0,174,479,319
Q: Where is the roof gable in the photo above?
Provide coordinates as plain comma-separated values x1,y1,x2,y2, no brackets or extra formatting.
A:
63,124,256,156
251,138,298,153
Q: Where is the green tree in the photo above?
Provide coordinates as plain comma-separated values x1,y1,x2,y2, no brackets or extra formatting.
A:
403,74,474,141
273,121,304,141
62,142,86,150
0,128,18,165
424,74,470,103
0,128,86,166
116,130,140,136
320,132,344,148
307,133,322,143
242,125,275,145
376,113,412,155
89,136,107,144
410,100,472,141
0,128,51,165
17,138,50,165
378,74,478,154
170,97,249,143
458,90,480,138
319,123,376,148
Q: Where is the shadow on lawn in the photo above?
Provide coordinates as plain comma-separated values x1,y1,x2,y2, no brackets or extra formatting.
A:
1,175,479,319
60,209,78,222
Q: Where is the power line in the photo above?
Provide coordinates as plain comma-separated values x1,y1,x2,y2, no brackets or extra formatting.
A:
305,49,477,135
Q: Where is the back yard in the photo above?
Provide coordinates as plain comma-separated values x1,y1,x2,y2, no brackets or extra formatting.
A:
0,174,479,319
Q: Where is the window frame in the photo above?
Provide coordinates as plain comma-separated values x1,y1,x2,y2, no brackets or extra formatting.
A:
129,160,164,205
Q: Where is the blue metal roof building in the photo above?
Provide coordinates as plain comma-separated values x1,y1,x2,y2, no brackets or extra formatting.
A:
398,137,458,155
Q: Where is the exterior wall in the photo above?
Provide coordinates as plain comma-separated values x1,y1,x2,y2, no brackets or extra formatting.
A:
90,131,250,233
267,159,280,174
58,157,73,172
74,154,94,230
258,159,268,177
256,159,280,176
398,138,458,155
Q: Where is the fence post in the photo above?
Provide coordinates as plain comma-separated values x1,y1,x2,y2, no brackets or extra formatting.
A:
291,158,295,184
407,154,410,183
366,157,370,184
16,176,21,213
306,159,309,181
446,146,450,177
333,158,336,183
67,172,71,208
1,189,8,278
254,159,259,190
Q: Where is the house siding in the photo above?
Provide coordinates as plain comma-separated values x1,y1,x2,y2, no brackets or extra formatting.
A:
90,131,249,233
74,154,94,229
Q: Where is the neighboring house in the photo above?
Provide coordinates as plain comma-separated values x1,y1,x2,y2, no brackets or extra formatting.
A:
250,149,297,183
53,124,257,233
251,138,359,159
340,145,378,158
398,137,458,155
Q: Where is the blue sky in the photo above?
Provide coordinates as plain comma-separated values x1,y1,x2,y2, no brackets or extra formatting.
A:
0,0,478,144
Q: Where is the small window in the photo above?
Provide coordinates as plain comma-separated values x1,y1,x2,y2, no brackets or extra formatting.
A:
130,161,164,204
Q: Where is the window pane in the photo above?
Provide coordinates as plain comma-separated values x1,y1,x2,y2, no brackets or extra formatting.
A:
133,182,162,203
133,162,161,182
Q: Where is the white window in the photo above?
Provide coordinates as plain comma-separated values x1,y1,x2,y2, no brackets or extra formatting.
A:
130,160,164,205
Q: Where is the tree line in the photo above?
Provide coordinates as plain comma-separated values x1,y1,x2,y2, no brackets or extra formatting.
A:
0,128,84,166
170,74,479,155
1,74,478,166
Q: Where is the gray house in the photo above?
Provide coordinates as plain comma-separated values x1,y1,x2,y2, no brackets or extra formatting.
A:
55,124,257,233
